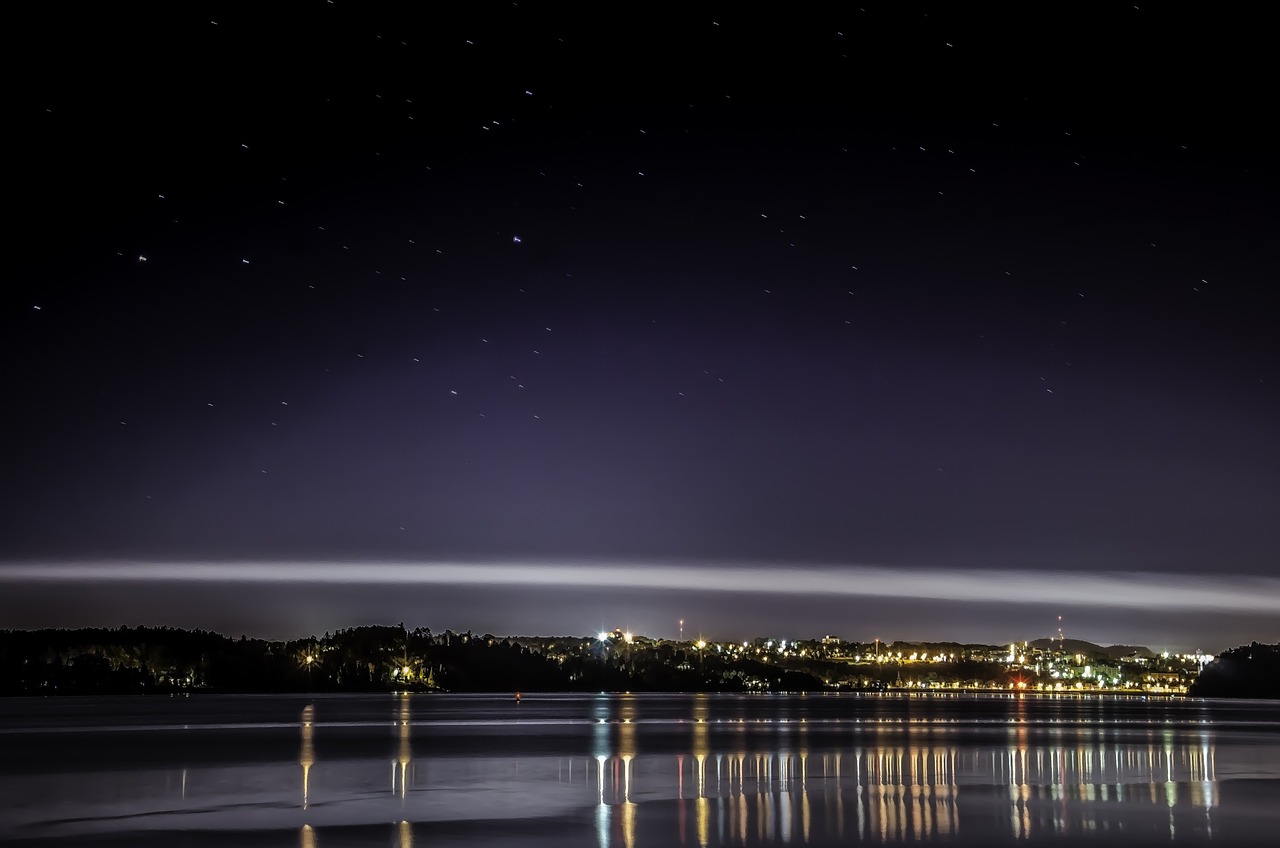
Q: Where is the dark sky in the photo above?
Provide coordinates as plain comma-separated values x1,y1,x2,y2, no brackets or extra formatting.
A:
3,2,1276,651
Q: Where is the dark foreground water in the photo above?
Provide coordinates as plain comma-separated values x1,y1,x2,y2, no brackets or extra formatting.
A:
1,693,1278,846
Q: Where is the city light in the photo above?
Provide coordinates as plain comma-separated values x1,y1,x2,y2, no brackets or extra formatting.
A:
2,624,1222,697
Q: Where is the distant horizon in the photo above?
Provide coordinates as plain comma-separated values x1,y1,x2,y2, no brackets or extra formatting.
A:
0,617,1228,658
2,558,1274,654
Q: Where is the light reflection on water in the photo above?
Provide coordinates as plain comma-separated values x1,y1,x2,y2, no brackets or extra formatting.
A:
0,692,1274,846
299,702,314,809
303,694,1237,846
579,734,1218,847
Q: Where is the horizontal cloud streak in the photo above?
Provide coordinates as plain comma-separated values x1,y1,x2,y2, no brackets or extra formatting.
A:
2,560,1276,614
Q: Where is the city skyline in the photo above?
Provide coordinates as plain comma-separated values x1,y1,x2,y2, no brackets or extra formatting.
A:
3,4,1275,652
0,616,1224,698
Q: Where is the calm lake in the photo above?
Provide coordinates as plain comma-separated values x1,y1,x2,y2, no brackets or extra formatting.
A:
1,692,1277,846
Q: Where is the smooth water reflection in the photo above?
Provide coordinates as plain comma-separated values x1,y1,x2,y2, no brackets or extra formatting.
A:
584,731,1216,844
579,695,1243,846
299,702,314,808
0,692,1275,846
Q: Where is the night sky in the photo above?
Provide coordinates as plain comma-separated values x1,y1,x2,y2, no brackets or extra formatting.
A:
4,2,1276,651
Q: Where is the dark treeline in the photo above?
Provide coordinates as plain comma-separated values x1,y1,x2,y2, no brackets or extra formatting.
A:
1187,642,1280,699
0,625,826,695
0,626,572,695
2,627,1268,697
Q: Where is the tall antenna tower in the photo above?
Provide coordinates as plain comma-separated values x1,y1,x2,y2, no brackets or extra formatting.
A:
1057,615,1064,648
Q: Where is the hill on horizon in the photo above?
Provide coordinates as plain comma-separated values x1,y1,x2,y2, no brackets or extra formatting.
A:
1027,638,1155,659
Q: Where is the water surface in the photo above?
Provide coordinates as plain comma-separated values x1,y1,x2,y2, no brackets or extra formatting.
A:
1,692,1277,845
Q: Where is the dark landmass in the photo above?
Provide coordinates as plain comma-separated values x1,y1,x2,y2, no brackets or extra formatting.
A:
0,626,589,695
1028,638,1105,656
1103,644,1159,660
0,625,811,695
1188,642,1280,699
0,626,1213,696
1026,638,1156,660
